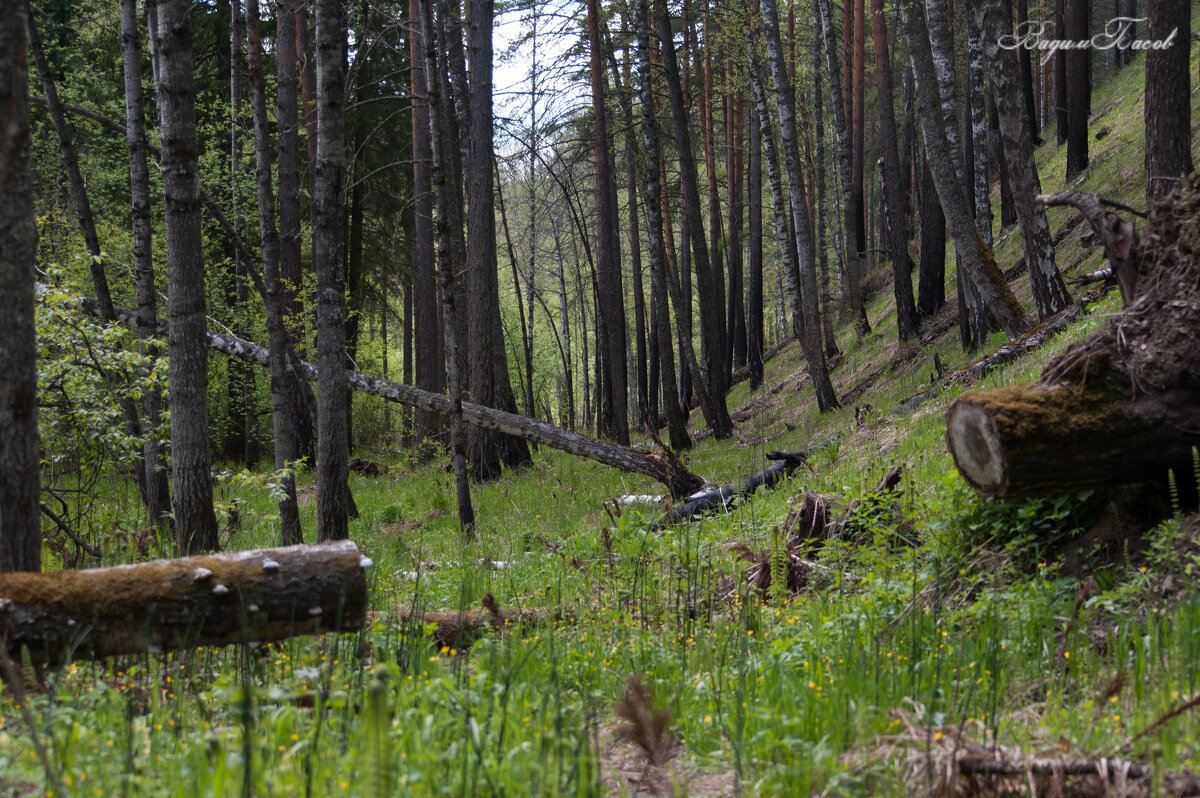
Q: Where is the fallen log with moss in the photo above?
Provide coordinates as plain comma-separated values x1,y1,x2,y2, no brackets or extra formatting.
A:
947,177,1200,498
0,541,370,665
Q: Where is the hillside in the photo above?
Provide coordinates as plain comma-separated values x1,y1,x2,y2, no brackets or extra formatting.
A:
3,13,1200,798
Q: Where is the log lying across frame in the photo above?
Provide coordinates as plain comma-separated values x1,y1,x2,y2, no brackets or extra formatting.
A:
41,287,707,500
0,541,370,664
653,450,811,526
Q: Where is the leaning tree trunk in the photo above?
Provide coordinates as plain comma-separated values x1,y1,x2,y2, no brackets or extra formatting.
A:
902,0,1028,340
977,0,1072,321
759,0,840,411
154,0,219,554
0,0,40,574
0,541,369,665
948,180,1200,498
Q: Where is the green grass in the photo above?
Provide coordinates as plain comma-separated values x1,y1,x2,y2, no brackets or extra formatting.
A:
5,21,1200,798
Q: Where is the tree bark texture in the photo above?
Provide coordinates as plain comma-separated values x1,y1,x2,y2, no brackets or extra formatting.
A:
0,541,370,665
246,0,302,546
587,0,629,445
635,0,690,451
760,0,840,412
902,0,1029,340
870,0,919,341
817,0,870,335
409,0,445,450
977,0,1072,321
654,0,733,438
0,0,39,574
916,153,946,317
748,102,765,388
466,0,531,476
154,0,219,554
814,40,840,360
312,0,350,541
119,0,170,532
1064,0,1089,179
1144,0,1193,201
948,179,1200,498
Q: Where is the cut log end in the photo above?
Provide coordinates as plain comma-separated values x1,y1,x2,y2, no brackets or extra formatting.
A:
947,400,1007,497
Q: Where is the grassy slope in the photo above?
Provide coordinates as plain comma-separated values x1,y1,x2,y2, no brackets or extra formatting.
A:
4,27,1200,798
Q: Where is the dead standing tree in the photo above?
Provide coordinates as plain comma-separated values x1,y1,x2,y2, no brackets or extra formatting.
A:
947,178,1200,498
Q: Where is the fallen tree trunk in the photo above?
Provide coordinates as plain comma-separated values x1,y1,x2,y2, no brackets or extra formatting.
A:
948,178,1200,498
0,541,370,664
654,450,810,526
44,288,706,499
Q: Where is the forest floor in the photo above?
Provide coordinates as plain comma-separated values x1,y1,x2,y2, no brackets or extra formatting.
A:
4,23,1200,798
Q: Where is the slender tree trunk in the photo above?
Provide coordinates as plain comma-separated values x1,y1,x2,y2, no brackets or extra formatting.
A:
1144,0,1193,201
701,3,728,399
977,0,1072,321
817,0,870,335
1016,0,1041,144
586,0,629,444
654,0,732,437
967,13,992,247
760,0,839,411
748,101,765,388
154,0,219,554
903,0,1029,339
635,0,691,450
871,0,919,341
0,0,39,573
119,0,170,532
814,43,839,359
851,0,867,262
312,0,350,541
551,214,576,431
418,0,473,533
246,0,301,545
1065,0,1089,178
916,152,946,317
344,180,364,450
726,93,747,373
408,0,444,451
276,0,315,465
1054,0,1067,145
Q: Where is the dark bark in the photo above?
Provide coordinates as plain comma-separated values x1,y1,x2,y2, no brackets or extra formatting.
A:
851,0,866,261
418,0,474,533
701,6,728,400
870,0,919,341
246,0,302,545
815,45,839,360
0,0,39,573
916,153,946,317
990,91,1017,228
465,0,531,476
817,0,870,334
312,0,350,541
276,0,315,465
1054,0,1067,145
586,0,629,444
902,0,1029,339
655,452,809,526
1016,0,1040,144
1065,0,1089,178
154,0,219,554
0,541,369,664
119,0,170,532
1144,0,1193,201
634,0,690,451
408,0,445,449
977,0,1073,321
748,102,765,389
344,181,364,450
760,0,840,411
726,94,747,374
653,0,732,437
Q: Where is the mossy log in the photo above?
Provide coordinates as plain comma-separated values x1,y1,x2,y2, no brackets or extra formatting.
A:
0,541,370,665
948,178,1200,498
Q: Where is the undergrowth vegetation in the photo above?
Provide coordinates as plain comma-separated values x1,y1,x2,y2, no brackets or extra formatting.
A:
4,13,1200,798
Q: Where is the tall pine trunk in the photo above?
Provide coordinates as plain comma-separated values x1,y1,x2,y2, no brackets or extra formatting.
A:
1144,0,1193,201
0,0,40,572
154,0,218,553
